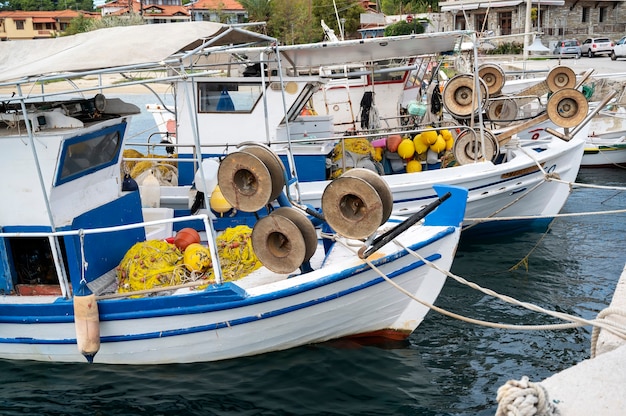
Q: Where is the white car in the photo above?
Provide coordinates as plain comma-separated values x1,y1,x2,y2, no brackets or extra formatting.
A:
611,36,626,60
581,37,613,57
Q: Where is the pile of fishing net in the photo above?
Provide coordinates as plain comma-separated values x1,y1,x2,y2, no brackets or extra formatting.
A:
116,225,262,295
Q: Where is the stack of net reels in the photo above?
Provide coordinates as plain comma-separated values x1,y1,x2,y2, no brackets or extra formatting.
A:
217,144,317,274
441,64,591,165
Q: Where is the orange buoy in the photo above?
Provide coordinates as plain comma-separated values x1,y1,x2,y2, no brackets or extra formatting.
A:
386,135,402,152
174,228,201,251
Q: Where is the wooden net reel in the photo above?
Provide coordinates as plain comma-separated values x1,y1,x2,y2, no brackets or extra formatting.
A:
478,63,505,96
453,128,499,165
217,144,286,212
442,74,489,119
486,97,519,126
546,65,576,93
321,168,393,239
251,207,317,274
546,88,589,128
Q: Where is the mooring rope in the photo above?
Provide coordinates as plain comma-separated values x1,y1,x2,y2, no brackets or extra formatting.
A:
495,376,559,416
327,235,626,337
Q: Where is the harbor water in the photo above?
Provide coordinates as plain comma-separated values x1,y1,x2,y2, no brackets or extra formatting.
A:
1,95,625,415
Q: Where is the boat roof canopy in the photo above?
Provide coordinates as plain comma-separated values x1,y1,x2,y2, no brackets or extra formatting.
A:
0,22,274,83
267,31,469,71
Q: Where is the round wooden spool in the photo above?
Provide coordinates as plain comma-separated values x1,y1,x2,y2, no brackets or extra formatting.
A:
270,207,317,264
546,65,576,92
217,145,285,212
341,168,393,224
442,74,489,119
321,175,384,240
486,98,518,126
453,128,499,165
546,88,589,128
478,63,505,96
240,145,286,202
252,213,307,274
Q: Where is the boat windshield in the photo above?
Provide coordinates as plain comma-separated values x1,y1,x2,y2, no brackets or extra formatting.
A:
197,82,264,113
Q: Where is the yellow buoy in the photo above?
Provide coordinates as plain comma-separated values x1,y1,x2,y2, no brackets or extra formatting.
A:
397,138,415,159
184,243,212,272
430,135,447,153
210,185,232,215
441,129,453,141
445,137,454,151
413,135,429,155
406,159,423,173
421,129,438,145
373,146,383,162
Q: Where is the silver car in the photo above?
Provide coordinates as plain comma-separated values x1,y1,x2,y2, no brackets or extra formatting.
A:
580,37,613,57
553,39,582,58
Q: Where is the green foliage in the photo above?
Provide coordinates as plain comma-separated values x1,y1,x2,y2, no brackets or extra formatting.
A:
62,13,144,35
384,20,426,36
484,41,524,55
381,0,433,14
1,0,93,11
312,0,365,41
236,0,271,22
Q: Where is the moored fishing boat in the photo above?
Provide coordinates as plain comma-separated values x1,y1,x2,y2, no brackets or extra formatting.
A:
140,36,599,236
0,22,469,365
583,102,626,167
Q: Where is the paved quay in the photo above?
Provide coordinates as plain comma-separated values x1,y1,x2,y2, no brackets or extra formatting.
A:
495,263,626,415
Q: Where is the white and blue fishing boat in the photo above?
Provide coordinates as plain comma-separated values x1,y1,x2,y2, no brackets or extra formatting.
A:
0,22,467,365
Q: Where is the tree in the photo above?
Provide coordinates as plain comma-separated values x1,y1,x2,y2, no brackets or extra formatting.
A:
312,0,364,40
236,0,271,22
384,19,426,36
267,0,316,44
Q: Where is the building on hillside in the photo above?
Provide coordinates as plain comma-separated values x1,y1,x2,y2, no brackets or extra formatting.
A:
186,0,247,24
437,0,625,47
0,10,98,40
99,0,190,23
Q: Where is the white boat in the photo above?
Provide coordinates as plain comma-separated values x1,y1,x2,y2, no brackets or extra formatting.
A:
0,22,467,365
583,103,626,167
141,36,596,236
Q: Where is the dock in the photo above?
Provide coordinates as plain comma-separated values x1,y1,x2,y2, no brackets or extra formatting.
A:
496,264,626,415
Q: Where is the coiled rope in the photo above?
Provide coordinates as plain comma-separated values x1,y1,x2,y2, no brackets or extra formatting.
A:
495,376,559,416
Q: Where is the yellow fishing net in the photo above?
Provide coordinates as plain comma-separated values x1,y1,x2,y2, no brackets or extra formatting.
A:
116,225,262,295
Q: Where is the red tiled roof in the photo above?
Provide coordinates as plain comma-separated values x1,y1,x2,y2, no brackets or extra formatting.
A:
189,0,244,11
0,10,84,19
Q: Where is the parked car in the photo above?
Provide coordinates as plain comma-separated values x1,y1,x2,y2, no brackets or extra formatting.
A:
611,36,626,60
580,37,614,57
553,39,582,58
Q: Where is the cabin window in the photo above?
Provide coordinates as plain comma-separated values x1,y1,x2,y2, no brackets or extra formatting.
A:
56,124,125,185
371,59,409,83
197,82,263,113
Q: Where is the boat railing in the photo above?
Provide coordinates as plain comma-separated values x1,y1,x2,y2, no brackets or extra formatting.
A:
0,213,224,292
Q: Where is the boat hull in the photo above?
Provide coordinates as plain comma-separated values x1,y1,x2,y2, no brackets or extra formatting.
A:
0,223,459,364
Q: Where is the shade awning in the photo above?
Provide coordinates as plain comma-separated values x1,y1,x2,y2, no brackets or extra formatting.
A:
440,3,480,11
480,0,522,7
0,22,274,83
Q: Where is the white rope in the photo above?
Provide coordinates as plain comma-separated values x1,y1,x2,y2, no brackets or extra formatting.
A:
495,376,559,416
329,235,626,334
590,307,626,358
